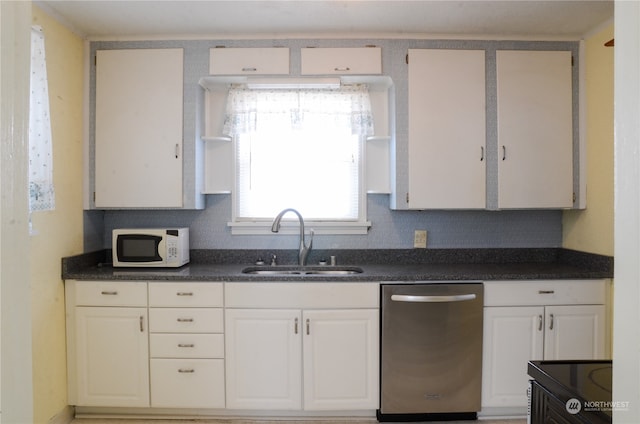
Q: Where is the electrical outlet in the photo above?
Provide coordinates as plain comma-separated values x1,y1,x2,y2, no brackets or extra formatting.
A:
414,230,427,248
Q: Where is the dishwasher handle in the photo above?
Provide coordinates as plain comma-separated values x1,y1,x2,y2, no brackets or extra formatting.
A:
391,293,477,303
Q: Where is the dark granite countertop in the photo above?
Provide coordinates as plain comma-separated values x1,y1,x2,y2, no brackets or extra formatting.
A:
62,248,613,282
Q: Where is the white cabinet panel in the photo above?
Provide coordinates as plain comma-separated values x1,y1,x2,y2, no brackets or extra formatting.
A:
149,308,223,333
482,306,544,408
302,309,379,410
74,307,149,407
95,48,184,208
301,47,381,75
225,309,302,410
407,49,486,209
150,358,225,408
210,47,289,75
150,333,224,359
543,305,606,360
497,50,573,209
148,282,223,307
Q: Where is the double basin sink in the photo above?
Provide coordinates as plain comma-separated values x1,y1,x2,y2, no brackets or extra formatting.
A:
242,266,363,276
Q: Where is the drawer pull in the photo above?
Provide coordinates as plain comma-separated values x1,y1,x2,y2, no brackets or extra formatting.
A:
242,67,257,72
538,290,555,294
101,291,118,295
177,318,194,323
176,292,194,296
178,343,195,348
334,67,351,71
178,368,195,373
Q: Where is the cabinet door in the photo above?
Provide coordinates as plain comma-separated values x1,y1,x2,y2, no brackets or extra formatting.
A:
225,309,302,410
209,47,290,75
301,47,382,75
302,309,379,410
544,305,606,360
482,306,544,408
496,50,573,209
407,49,486,209
74,307,149,407
95,48,183,208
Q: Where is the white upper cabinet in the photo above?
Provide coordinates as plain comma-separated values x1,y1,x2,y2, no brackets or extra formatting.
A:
94,48,184,208
496,50,573,209
301,47,382,75
209,47,290,75
407,49,487,209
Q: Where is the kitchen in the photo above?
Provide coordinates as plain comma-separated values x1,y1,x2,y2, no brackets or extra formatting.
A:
0,1,637,424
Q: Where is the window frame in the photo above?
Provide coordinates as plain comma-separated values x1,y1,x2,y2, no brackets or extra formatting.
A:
225,85,372,235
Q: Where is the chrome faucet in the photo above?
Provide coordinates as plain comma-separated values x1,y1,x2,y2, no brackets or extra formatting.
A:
271,208,313,266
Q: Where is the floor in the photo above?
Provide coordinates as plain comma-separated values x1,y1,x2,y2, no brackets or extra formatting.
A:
71,418,526,424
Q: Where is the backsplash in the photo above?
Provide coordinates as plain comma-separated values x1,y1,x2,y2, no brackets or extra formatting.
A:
95,194,562,250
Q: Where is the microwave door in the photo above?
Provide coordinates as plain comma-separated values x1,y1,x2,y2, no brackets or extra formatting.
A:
117,234,163,262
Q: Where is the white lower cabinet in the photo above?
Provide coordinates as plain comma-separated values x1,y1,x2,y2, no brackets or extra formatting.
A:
481,280,608,412
66,281,150,407
148,282,225,409
224,283,380,411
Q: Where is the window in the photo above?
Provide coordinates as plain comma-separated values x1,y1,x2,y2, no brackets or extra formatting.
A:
224,85,373,234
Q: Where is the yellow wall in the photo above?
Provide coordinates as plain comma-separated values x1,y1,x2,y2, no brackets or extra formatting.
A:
563,23,614,256
31,6,84,423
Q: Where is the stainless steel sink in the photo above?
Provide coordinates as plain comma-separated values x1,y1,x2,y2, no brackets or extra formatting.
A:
242,266,363,276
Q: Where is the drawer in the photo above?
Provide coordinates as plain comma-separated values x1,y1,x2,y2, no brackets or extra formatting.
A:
149,308,223,333
301,47,382,75
74,281,147,307
150,333,224,358
225,282,379,309
149,282,223,307
209,47,289,75
483,280,607,306
150,358,225,408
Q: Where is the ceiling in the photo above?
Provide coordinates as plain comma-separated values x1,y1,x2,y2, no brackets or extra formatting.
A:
36,0,613,40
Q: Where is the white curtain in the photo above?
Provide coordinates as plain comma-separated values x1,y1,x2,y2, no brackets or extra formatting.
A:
222,84,374,136
29,25,55,212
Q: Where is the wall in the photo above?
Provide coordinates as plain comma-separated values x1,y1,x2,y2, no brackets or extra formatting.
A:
0,2,34,422
31,6,85,423
562,23,614,256
93,38,582,251
613,1,640,421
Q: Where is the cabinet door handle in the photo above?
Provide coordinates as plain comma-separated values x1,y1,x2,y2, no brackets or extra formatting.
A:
549,313,554,330
538,290,555,294
139,316,144,332
538,315,543,331
175,143,180,159
306,318,310,335
480,146,484,161
178,343,195,348
101,290,118,296
177,317,194,323
294,317,298,334
502,145,506,160
178,368,195,373
176,292,193,296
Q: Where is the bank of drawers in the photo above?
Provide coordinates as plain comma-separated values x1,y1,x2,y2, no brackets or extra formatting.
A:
148,282,225,408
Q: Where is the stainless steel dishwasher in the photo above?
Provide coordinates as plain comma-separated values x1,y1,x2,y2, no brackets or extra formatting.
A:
377,283,483,422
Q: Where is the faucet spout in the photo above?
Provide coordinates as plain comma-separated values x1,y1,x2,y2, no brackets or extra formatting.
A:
271,208,313,266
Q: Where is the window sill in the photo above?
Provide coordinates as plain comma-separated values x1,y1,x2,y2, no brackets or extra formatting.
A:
228,220,371,235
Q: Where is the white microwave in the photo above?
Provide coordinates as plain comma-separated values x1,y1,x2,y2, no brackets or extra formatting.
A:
112,228,190,268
